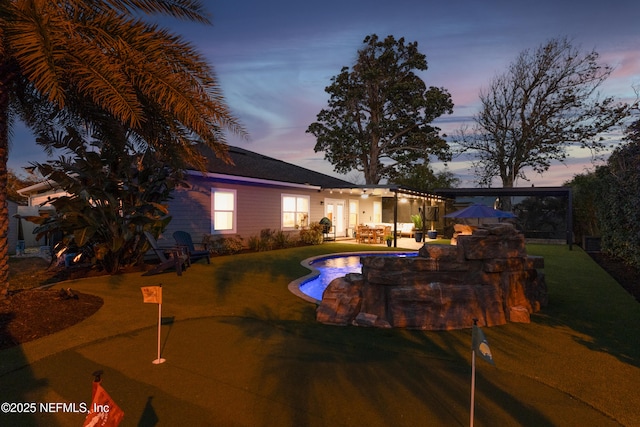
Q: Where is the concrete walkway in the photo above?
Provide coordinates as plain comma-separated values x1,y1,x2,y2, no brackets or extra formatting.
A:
329,236,436,251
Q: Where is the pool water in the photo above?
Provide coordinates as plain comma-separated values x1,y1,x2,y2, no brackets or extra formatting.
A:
299,252,416,301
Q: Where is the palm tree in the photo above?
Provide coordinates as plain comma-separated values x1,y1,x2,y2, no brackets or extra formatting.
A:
0,0,243,296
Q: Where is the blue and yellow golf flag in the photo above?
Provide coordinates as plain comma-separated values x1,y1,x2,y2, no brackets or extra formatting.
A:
472,324,495,365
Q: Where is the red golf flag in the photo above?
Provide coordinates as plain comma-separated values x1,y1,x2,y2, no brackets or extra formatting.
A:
83,380,124,427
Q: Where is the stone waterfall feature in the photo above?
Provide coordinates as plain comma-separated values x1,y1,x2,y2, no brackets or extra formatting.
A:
316,224,548,330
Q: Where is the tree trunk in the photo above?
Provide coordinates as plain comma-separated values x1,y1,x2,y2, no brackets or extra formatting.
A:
500,172,515,211
0,64,11,297
365,134,381,184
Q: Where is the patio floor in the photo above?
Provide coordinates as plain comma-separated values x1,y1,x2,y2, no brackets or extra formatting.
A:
329,236,434,250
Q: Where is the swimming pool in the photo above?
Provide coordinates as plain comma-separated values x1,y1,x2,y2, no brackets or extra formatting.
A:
288,251,417,303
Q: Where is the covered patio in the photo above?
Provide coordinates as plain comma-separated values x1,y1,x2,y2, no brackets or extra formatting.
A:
319,185,449,248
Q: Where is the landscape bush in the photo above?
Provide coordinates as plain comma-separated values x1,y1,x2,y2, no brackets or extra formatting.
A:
203,234,244,255
248,229,298,251
595,139,640,267
26,132,182,273
567,119,640,268
299,222,324,245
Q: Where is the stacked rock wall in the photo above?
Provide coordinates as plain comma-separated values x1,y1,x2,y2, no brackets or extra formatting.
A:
316,224,547,330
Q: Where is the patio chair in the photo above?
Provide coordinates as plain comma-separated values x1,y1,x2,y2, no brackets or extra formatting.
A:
143,231,189,276
173,231,211,264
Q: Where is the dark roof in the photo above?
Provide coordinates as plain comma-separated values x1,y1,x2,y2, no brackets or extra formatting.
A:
200,145,354,188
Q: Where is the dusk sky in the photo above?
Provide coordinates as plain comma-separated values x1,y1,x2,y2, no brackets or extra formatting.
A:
10,0,640,186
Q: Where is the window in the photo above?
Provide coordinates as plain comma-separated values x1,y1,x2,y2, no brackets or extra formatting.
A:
211,189,236,233
282,194,309,229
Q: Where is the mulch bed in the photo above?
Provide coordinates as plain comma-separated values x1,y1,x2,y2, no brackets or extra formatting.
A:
0,288,103,350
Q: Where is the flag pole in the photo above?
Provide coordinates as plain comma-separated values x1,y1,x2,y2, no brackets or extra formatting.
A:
153,301,165,364
470,318,478,427
141,284,165,364
470,318,494,427
470,346,476,427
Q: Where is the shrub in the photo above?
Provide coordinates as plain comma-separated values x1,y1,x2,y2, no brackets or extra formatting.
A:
246,229,296,251
203,234,244,255
27,131,183,273
273,230,293,249
260,228,276,251
596,139,640,267
299,222,324,245
567,120,640,268
566,172,603,244
247,229,275,252
247,235,261,252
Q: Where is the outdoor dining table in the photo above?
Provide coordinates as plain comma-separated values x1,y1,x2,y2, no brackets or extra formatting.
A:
357,226,385,244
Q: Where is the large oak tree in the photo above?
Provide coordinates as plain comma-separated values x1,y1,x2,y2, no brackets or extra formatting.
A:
0,0,243,296
457,37,630,187
307,34,453,185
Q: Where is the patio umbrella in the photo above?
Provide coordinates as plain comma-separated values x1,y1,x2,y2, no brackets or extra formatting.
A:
445,204,514,223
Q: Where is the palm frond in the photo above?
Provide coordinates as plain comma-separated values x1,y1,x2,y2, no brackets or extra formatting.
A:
100,0,211,24
5,0,243,170
6,2,67,106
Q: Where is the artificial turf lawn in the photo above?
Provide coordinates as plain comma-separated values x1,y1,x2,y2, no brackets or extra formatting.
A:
0,243,638,426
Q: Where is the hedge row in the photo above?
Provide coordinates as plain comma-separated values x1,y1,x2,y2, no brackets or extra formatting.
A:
569,121,640,267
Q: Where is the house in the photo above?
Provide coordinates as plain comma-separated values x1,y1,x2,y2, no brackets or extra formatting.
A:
16,179,67,248
160,145,350,245
162,146,446,246
17,145,447,248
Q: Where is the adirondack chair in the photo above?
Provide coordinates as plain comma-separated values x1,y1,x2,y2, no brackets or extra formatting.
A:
143,231,189,276
173,231,211,264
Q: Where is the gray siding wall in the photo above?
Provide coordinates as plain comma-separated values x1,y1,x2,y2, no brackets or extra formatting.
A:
162,175,336,247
